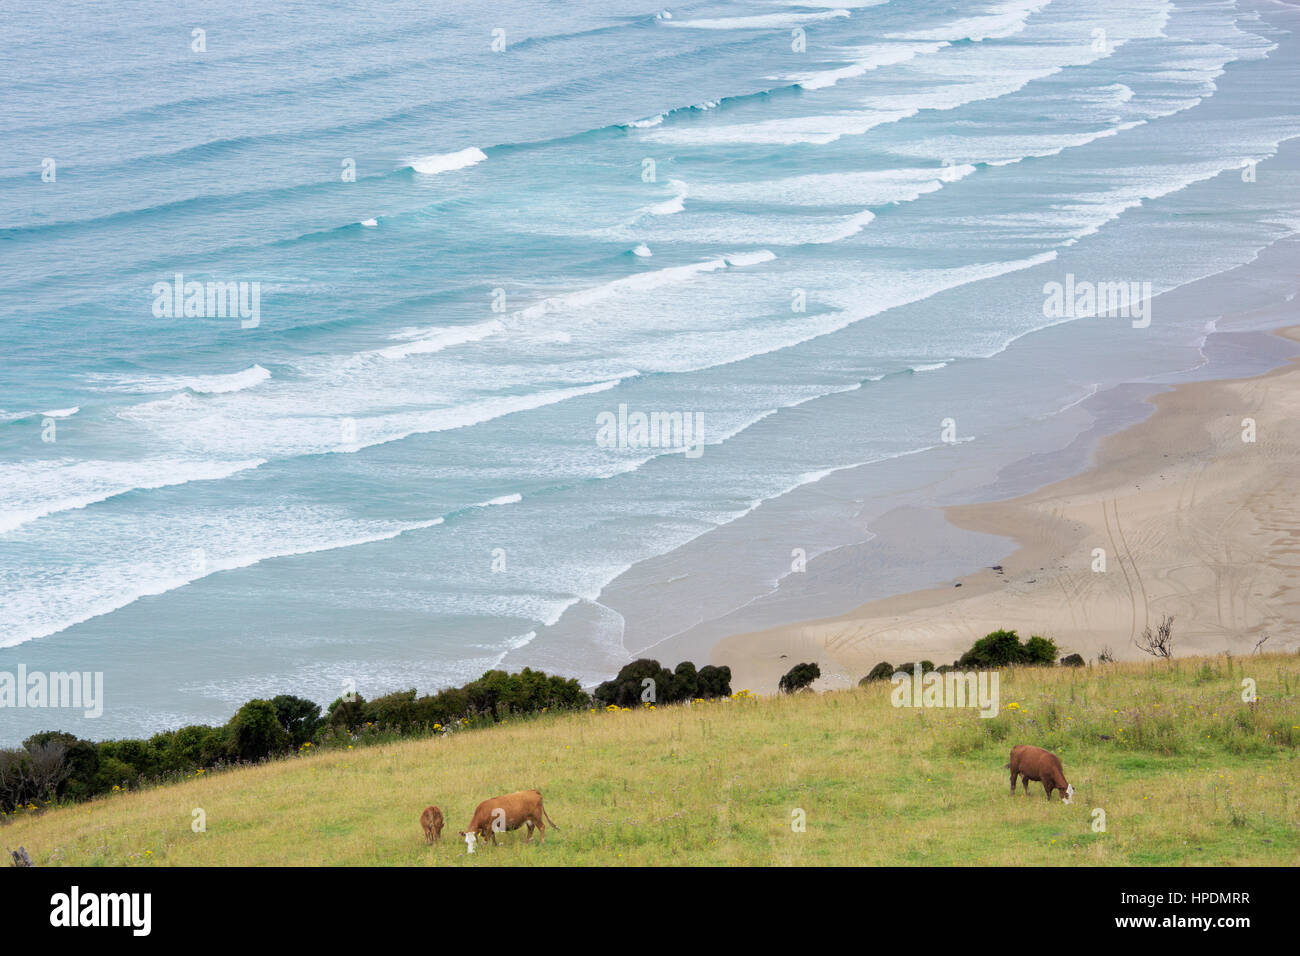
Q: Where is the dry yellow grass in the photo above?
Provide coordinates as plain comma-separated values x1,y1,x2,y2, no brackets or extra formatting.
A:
4,654,1298,866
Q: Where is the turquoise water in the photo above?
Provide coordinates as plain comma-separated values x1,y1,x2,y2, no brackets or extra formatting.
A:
2,0,1299,741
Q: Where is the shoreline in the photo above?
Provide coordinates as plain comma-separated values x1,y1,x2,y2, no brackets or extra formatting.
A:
717,326,1300,693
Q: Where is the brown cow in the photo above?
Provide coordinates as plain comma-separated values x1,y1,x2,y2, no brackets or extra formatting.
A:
459,789,558,850
420,805,444,844
1007,744,1074,802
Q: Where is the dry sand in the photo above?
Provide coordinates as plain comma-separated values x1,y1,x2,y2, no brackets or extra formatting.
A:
718,327,1300,693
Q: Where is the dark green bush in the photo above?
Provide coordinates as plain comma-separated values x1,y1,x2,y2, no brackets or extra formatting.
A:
860,662,895,684
778,662,821,694
894,661,936,675
594,659,730,707
594,659,673,707
227,699,290,763
273,695,323,747
326,692,367,729
1024,635,1059,665
669,661,699,700
697,665,732,699
958,629,1027,667
93,755,138,794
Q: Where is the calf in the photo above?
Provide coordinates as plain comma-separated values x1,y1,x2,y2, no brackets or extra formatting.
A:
460,789,559,849
420,805,444,844
1007,744,1074,803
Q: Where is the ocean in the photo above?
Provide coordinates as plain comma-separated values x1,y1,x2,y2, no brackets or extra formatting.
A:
2,0,1299,742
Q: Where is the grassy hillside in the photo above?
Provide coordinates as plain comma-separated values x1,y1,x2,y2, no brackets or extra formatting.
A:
4,654,1298,866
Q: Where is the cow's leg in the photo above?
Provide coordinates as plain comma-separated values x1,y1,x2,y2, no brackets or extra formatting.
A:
525,821,535,843
1022,775,1031,794
536,814,546,844
1010,770,1017,795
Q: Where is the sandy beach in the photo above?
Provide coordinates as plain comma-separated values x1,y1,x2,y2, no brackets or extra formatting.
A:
719,326,1300,693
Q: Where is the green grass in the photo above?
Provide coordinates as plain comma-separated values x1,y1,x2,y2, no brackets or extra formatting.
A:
3,654,1298,866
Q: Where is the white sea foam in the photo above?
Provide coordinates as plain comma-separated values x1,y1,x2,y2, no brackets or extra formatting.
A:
641,108,917,146
370,320,504,360
784,41,948,90
90,364,272,395
0,511,445,648
117,379,625,460
887,0,1053,42
0,457,266,535
723,250,778,267
409,146,487,176
476,493,523,507
665,8,851,29
511,251,774,323
899,120,1146,168
689,165,977,207
637,179,688,217
779,0,888,7
808,208,876,243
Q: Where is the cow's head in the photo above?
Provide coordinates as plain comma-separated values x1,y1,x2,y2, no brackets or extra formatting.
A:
1061,783,1075,804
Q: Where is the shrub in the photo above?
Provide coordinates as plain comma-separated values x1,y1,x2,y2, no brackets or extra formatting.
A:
595,659,673,708
1059,653,1085,667
669,661,698,701
23,731,98,801
98,738,159,780
227,699,290,763
957,630,1059,668
860,662,895,684
153,724,226,773
894,661,936,675
958,629,1026,668
326,693,367,730
273,695,323,747
696,665,732,699
1136,615,1175,658
464,668,589,719
93,755,138,794
0,749,32,810
778,662,821,694
594,660,729,707
364,689,420,730
1024,635,1059,665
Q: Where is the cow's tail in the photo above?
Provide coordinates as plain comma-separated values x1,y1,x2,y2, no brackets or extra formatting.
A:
542,804,560,831
1003,762,1011,769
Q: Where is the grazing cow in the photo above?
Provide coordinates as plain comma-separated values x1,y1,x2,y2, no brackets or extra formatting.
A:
1007,744,1074,803
420,805,444,844
459,789,559,849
